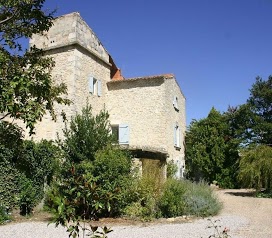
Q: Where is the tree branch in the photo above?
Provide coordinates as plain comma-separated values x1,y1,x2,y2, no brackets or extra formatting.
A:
0,112,11,120
0,7,18,25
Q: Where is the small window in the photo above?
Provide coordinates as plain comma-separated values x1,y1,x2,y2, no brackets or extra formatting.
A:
173,96,179,110
111,124,129,145
111,125,119,143
89,76,102,96
174,123,181,148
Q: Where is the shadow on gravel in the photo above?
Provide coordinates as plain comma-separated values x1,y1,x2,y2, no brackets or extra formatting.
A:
226,191,255,197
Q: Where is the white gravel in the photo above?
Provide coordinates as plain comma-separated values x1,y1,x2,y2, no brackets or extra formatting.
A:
0,215,249,238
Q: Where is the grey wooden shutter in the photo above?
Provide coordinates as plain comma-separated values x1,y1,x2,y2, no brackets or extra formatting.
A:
97,80,102,96
89,76,94,93
174,125,177,146
119,124,129,144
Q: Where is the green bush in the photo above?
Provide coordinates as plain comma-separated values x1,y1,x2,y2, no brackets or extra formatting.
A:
45,168,101,223
124,178,222,219
16,140,61,215
123,161,164,220
18,175,38,215
0,124,61,215
0,149,21,209
0,205,10,224
60,104,113,163
166,160,178,179
183,180,222,217
92,146,133,217
158,179,186,217
0,121,23,209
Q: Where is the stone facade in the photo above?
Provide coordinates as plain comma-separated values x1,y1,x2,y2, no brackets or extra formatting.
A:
23,12,186,178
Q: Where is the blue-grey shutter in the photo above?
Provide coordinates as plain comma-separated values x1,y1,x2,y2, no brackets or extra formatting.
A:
175,160,180,178
119,124,129,144
174,125,177,146
89,76,94,93
177,126,181,147
173,96,176,107
97,80,102,96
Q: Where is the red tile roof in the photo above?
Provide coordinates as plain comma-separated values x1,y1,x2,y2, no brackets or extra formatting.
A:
109,73,175,83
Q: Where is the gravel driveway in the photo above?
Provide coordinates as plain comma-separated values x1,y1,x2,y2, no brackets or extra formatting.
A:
1,189,271,238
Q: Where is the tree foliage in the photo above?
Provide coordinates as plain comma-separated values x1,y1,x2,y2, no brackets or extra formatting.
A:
0,121,60,215
60,104,113,163
185,108,239,187
239,145,272,192
229,76,272,145
0,0,70,134
47,105,132,220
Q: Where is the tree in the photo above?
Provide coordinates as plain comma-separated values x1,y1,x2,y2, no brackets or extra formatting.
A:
185,108,239,187
247,76,272,145
230,76,272,145
60,104,113,163
0,0,70,134
239,145,272,192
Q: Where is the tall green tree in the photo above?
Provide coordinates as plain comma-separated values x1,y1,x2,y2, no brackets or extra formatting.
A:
185,108,239,187
247,76,272,145
239,145,272,192
229,76,272,145
0,0,70,134
60,104,113,163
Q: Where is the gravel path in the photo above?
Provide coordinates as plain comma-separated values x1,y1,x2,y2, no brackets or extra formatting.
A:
1,189,271,238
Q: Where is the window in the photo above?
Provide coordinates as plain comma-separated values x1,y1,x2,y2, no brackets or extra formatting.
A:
173,96,179,111
111,124,129,144
89,76,102,96
111,125,119,143
174,123,181,148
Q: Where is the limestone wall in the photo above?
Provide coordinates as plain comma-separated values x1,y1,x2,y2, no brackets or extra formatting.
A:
30,12,109,64
107,77,167,152
107,75,186,177
164,78,186,177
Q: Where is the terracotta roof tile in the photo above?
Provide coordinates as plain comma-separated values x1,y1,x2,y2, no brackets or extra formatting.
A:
108,73,175,83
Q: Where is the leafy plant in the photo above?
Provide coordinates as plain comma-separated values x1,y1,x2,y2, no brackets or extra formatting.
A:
60,104,113,163
47,166,113,238
167,160,178,179
158,178,186,217
184,180,222,217
18,176,38,216
204,219,231,238
0,205,10,224
92,146,133,217
123,160,164,220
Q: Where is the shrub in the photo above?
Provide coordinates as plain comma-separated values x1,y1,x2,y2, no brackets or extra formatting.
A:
60,104,113,163
18,175,38,215
166,160,178,179
123,178,160,221
183,180,222,217
123,161,163,220
158,179,186,217
0,149,21,209
92,146,133,217
0,205,10,224
0,121,23,209
47,146,133,219
16,140,61,215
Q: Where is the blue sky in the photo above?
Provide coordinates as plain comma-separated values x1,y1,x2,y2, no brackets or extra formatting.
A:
43,0,272,126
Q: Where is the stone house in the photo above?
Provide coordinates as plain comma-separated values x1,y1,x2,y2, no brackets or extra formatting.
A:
27,12,186,178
